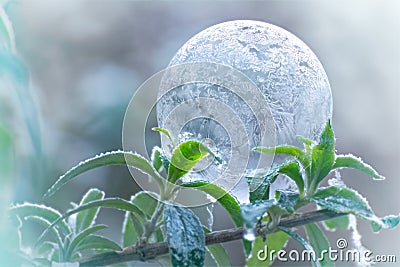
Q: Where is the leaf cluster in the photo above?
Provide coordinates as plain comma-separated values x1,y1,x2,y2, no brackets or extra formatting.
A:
8,122,400,267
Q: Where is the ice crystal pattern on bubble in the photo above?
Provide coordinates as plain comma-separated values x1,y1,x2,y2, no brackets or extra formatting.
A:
157,20,332,188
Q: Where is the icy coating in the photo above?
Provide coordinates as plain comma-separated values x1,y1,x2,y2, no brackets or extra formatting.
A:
157,20,332,199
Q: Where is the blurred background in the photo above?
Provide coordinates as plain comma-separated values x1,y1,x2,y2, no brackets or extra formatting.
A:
1,0,399,266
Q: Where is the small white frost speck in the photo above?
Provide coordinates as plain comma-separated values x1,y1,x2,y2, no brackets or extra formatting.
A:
206,194,217,203
334,169,342,181
328,170,346,187
68,213,77,231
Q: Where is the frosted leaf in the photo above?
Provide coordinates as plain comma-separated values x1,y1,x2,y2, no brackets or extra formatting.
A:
240,200,274,241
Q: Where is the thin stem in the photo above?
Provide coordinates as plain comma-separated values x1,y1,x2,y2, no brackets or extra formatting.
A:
79,209,345,266
144,202,164,240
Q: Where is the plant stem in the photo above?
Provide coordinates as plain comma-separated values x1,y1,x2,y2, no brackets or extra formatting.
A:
79,209,345,266
144,202,164,240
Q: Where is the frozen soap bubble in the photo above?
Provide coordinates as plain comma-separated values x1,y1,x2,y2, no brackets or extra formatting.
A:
156,20,332,202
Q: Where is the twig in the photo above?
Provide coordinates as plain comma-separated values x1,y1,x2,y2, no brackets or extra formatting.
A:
144,202,164,240
78,209,345,266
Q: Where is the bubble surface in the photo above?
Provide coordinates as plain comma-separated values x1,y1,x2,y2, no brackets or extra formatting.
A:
157,20,332,201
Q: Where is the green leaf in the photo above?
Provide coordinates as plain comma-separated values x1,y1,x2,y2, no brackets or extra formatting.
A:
246,168,278,202
254,145,309,168
371,214,400,233
241,200,275,235
163,204,205,267
130,215,145,238
305,223,334,267
310,186,373,218
309,186,400,232
278,161,305,196
157,149,171,174
9,203,70,235
64,198,145,223
36,241,57,256
296,135,315,147
44,151,164,198
75,188,105,233
310,186,373,220
49,248,60,262
310,120,335,189
161,155,171,174
246,231,289,266
275,190,300,214
23,216,64,254
241,191,299,258
181,181,251,257
149,227,164,243
66,224,108,260
168,140,210,184
181,181,242,227
122,191,158,247
247,161,305,201
152,127,174,145
75,235,121,252
278,227,321,267
122,212,138,247
206,244,231,267
323,215,349,230
332,154,384,180
151,146,164,172
130,191,159,219
39,198,145,245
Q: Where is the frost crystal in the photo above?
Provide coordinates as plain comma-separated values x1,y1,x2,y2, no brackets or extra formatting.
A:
348,214,373,267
